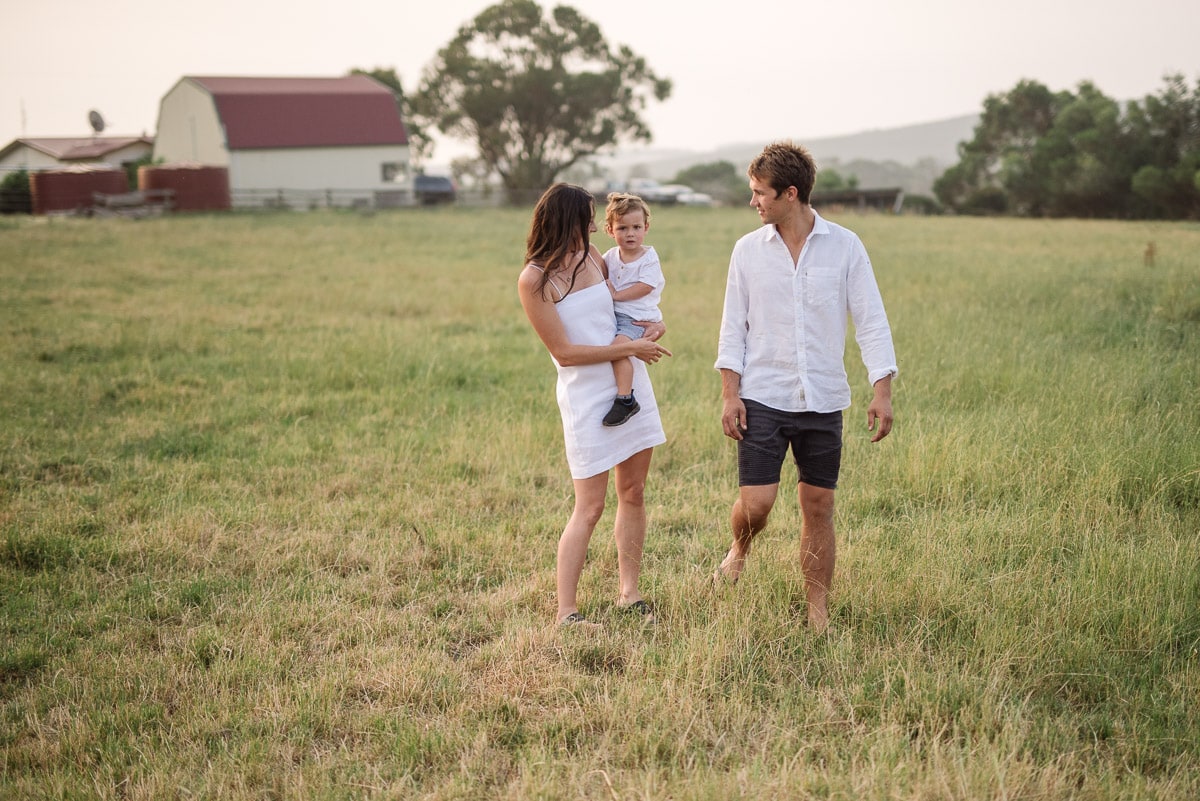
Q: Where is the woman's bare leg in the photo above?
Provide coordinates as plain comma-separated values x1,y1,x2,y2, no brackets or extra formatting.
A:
557,472,608,623
612,448,653,605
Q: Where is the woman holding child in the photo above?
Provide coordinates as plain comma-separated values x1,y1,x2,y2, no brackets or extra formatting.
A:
517,183,670,627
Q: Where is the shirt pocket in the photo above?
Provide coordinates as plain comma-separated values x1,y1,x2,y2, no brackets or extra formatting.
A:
805,267,842,307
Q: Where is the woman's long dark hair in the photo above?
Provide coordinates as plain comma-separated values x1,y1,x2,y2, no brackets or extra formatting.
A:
525,183,595,303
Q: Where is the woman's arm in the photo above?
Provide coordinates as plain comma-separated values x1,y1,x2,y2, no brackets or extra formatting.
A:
518,266,671,366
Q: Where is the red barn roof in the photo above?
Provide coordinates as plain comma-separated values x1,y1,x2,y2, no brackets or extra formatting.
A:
187,75,409,150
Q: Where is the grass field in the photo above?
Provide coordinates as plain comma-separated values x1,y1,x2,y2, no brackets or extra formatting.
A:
1,207,1198,800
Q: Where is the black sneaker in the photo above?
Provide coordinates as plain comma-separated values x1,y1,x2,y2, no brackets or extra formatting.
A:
602,397,640,426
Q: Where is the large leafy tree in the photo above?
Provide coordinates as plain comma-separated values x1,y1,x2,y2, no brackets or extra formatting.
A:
413,0,671,203
1035,82,1129,217
934,80,1069,215
1126,74,1200,218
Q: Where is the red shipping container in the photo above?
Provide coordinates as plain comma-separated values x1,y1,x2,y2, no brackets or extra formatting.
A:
31,168,127,215
139,165,231,212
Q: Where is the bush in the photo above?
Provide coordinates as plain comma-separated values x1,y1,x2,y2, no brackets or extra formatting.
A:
960,186,1008,216
902,194,943,215
0,169,32,214
125,155,157,190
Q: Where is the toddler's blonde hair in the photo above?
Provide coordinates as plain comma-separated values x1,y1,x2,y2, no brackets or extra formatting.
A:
604,192,651,229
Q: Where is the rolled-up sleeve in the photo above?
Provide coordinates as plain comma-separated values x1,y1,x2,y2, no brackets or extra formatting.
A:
714,249,748,374
847,243,898,385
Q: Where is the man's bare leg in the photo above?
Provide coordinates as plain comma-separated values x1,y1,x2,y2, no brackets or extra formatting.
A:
718,483,778,582
798,482,836,632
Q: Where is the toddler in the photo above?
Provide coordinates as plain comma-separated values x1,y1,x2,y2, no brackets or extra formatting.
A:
601,192,665,426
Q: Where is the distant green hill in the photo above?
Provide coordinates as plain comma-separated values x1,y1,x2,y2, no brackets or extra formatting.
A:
597,113,980,197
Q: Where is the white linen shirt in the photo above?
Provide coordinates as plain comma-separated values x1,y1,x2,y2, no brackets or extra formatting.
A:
714,211,897,413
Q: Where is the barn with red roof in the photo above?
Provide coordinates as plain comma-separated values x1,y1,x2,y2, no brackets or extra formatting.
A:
152,75,412,208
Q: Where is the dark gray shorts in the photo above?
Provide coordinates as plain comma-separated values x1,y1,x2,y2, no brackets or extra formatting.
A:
737,399,843,489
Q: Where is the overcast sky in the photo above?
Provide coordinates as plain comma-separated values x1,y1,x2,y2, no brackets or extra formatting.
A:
4,0,1198,163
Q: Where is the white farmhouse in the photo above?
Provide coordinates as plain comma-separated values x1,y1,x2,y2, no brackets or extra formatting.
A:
0,136,153,173
152,75,412,208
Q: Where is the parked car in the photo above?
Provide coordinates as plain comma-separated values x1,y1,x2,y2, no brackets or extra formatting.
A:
675,189,715,207
597,179,713,207
414,174,456,205
631,180,680,204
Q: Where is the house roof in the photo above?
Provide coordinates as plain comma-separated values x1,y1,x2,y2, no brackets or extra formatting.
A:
186,75,409,150
0,136,153,162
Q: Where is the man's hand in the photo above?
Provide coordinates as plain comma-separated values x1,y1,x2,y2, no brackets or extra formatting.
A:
867,376,894,443
722,396,747,441
719,369,746,440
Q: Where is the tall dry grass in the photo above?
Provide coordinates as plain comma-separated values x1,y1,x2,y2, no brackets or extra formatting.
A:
1,208,1197,799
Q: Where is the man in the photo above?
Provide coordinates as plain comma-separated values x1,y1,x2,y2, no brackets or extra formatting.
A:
713,141,898,632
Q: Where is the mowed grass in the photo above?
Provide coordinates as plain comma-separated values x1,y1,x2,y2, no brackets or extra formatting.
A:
1,206,1198,800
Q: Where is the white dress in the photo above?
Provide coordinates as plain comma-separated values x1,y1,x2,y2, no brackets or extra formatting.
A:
540,256,666,479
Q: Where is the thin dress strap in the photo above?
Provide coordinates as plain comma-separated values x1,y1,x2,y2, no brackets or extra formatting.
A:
528,263,566,302
586,251,606,281
530,249,602,303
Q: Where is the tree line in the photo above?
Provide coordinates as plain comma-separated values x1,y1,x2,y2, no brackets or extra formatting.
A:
934,76,1200,219
371,0,1197,220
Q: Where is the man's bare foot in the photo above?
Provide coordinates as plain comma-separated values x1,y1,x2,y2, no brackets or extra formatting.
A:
807,602,830,634
711,567,735,588
713,546,746,585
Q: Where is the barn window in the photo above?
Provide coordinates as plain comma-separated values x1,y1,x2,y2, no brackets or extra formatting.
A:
382,162,409,183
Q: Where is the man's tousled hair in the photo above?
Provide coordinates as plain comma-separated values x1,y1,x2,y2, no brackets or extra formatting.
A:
748,141,817,204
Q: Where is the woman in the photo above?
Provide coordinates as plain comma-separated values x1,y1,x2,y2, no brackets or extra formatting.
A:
517,183,671,627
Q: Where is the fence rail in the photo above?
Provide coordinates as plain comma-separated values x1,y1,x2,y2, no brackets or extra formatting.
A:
231,188,409,210
4,184,528,215
91,189,175,218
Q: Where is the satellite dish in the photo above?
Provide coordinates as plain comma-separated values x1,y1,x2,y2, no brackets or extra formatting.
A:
88,110,106,134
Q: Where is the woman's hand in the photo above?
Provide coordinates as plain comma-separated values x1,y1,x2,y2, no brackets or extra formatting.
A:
631,337,672,364
637,320,666,341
